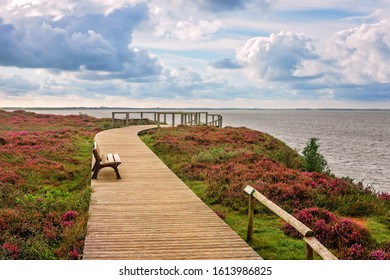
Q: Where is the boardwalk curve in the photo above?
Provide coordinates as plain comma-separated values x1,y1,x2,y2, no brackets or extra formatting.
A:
83,125,261,260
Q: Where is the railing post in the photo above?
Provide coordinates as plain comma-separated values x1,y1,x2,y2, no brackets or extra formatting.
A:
247,190,255,242
157,113,161,128
306,242,314,260
172,113,175,127
126,112,129,126
112,112,115,127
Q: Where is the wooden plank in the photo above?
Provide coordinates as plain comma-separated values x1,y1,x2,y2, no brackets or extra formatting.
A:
106,153,115,163
83,126,261,260
113,153,121,162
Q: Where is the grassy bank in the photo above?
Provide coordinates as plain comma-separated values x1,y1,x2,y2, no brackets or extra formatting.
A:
140,125,390,260
0,110,110,259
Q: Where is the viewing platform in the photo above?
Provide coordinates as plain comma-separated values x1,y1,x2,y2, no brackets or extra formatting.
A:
111,111,223,128
83,125,261,260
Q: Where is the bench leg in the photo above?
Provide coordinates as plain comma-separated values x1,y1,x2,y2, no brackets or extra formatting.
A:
92,164,121,179
92,166,100,179
112,165,121,179
92,161,98,172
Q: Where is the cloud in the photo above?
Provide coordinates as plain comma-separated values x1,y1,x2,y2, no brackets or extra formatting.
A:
235,31,318,81
194,0,272,12
325,18,390,85
0,75,40,95
229,18,390,98
157,19,223,41
292,18,390,98
0,3,162,79
127,66,245,100
209,58,243,69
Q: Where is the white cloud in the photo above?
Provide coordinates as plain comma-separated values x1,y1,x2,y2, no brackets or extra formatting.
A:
325,18,390,84
236,31,318,82
228,19,390,100
157,19,223,41
173,19,223,41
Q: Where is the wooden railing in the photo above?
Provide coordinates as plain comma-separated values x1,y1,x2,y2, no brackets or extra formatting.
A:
111,111,222,128
244,185,338,260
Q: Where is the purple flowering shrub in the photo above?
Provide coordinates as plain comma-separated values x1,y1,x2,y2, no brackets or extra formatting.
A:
0,110,108,259
282,207,390,259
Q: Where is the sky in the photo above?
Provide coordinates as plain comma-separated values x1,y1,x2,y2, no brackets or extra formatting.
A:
1,0,390,108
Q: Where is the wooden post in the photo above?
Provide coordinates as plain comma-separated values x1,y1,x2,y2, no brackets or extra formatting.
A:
212,115,215,126
154,113,157,122
205,112,208,125
164,113,167,124
306,242,314,260
126,113,129,126
112,112,115,127
172,114,175,127
247,191,255,242
219,115,222,128
157,113,161,128
141,112,144,118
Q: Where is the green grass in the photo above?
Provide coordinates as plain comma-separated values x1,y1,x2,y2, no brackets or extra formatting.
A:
186,178,314,259
367,217,390,244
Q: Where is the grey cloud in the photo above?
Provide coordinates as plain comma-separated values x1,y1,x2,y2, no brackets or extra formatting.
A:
194,0,272,12
0,75,40,95
332,83,390,101
0,3,162,79
210,58,243,69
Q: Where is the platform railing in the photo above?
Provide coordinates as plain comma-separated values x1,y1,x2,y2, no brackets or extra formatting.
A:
112,111,222,128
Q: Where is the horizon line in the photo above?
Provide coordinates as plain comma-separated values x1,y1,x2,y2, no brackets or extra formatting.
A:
1,106,390,111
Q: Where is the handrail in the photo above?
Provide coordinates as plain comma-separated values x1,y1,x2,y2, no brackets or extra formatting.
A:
244,185,338,260
111,111,222,128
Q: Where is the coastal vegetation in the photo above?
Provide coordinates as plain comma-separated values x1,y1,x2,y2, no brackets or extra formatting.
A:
0,110,109,259
1,109,389,260
140,125,390,260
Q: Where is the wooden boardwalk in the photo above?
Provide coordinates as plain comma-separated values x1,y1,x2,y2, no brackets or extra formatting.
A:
83,125,261,260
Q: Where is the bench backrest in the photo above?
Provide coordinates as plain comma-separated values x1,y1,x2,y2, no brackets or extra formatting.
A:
93,142,102,162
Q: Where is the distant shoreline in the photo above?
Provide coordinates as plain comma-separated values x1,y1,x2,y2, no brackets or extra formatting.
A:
2,107,390,111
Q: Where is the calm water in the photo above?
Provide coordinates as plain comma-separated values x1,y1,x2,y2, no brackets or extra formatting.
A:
23,108,390,193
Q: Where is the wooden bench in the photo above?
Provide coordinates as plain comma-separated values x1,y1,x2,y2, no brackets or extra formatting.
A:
92,142,121,179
